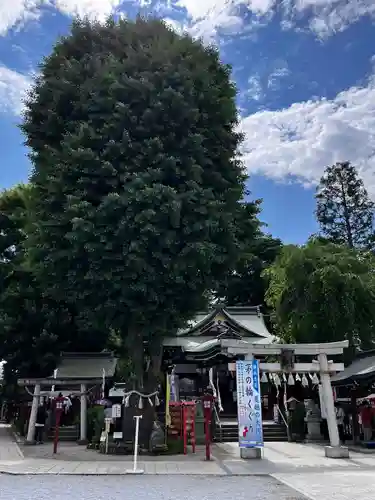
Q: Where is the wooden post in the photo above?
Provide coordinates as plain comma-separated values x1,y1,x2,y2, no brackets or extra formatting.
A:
182,404,187,455
191,404,196,453
53,397,64,454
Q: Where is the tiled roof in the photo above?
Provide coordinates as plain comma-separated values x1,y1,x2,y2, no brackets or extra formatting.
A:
331,352,375,386
47,352,118,380
177,306,271,338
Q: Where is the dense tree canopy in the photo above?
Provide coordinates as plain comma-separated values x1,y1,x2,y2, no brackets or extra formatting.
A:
0,186,107,384
263,240,375,354
0,185,55,380
21,17,248,386
315,162,375,250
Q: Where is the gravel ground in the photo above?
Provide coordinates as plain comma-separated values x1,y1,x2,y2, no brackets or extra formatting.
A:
0,475,306,500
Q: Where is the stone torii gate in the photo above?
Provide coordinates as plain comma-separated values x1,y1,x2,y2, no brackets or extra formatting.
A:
219,339,350,459
17,352,118,445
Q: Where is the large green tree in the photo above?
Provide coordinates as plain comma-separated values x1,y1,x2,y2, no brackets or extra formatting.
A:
21,17,248,394
315,161,375,249
263,240,375,355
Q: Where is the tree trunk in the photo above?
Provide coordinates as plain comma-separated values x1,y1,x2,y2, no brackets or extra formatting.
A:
121,330,163,451
339,174,354,248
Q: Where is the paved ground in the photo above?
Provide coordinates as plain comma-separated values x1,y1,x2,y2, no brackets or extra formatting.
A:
22,440,211,462
274,471,375,500
0,475,307,500
3,424,375,499
0,425,23,462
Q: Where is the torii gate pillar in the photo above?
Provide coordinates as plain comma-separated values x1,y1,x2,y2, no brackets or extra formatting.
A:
318,353,349,458
26,384,41,444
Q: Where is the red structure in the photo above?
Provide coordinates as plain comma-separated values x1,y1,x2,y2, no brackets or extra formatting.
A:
202,393,215,460
53,396,65,454
182,402,196,455
168,401,196,455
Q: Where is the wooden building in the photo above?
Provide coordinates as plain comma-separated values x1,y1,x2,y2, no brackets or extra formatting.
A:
162,305,276,419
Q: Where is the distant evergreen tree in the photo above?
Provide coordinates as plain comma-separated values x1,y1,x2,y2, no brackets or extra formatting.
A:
315,162,375,250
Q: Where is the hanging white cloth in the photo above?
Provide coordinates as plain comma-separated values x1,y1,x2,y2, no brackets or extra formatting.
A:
102,368,106,399
283,382,289,419
209,368,217,398
170,367,177,402
63,396,72,414
301,373,309,387
51,368,58,394
216,372,223,413
287,373,295,385
273,373,281,387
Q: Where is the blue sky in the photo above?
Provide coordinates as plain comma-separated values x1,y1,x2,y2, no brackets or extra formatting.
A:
1,1,375,244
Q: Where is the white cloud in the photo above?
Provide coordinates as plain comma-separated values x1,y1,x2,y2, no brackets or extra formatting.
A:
267,63,290,90
0,0,41,36
175,0,375,42
305,0,375,39
239,76,375,195
2,0,375,40
0,65,31,115
0,0,122,36
163,17,185,34
54,0,122,20
174,0,245,43
243,75,264,102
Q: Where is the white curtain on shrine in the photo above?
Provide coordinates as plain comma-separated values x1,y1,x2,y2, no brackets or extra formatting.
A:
208,368,217,398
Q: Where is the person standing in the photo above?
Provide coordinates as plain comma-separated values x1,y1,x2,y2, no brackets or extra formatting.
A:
335,402,345,443
35,403,47,444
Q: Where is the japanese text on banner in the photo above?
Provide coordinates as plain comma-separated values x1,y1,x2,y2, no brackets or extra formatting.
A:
236,359,263,448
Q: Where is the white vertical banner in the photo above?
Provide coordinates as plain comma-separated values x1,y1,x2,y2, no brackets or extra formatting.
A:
236,359,263,448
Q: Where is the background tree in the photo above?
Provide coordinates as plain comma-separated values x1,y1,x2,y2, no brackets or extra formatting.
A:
263,239,375,359
315,161,375,250
0,186,107,389
21,16,249,441
215,199,282,308
0,185,56,383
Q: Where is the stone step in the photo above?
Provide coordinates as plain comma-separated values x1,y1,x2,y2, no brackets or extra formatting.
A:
47,426,79,441
215,422,288,443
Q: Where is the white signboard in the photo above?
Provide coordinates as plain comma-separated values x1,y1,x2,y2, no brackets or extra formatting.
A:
236,359,263,448
112,404,121,418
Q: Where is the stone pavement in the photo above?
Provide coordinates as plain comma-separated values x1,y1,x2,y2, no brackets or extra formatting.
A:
0,424,24,462
3,424,375,499
273,471,375,500
0,475,309,500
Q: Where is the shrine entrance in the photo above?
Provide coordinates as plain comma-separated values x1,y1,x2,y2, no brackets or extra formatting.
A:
163,307,350,460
